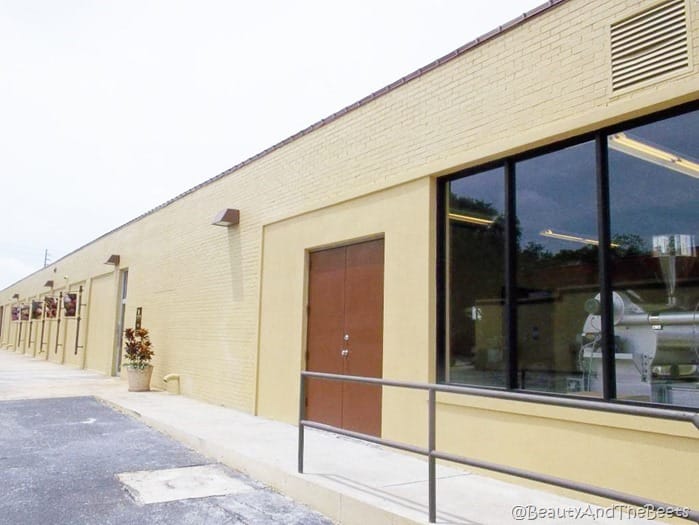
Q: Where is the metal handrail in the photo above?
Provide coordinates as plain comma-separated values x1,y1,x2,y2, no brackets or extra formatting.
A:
298,370,699,524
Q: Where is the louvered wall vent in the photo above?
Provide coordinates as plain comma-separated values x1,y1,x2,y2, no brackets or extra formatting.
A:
611,0,689,92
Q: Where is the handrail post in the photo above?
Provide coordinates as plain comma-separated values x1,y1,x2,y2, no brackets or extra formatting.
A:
298,372,306,473
428,387,436,523
298,370,699,524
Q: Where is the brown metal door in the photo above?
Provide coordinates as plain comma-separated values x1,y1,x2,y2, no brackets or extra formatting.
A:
306,239,384,436
306,246,346,429
341,240,383,436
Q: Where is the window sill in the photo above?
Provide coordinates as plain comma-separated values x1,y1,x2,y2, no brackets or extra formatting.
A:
436,390,698,439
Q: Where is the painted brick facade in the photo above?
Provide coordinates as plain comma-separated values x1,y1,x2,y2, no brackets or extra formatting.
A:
1,3,698,506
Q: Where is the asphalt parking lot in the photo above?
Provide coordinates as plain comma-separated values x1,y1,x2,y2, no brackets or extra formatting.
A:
0,396,332,525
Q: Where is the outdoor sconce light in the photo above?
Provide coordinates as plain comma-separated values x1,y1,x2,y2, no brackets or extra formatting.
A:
44,280,54,288
12,293,19,300
104,254,120,265
211,208,240,227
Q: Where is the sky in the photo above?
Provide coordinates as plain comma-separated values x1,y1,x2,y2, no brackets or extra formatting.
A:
1,0,545,290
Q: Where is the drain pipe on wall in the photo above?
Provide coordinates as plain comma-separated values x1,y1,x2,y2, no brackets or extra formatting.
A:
162,373,181,394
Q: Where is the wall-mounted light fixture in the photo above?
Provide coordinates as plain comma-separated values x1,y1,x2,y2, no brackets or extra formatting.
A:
104,254,120,265
212,208,240,227
11,293,19,300
44,280,54,288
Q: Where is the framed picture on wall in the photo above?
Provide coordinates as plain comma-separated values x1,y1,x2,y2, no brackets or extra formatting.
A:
44,297,58,319
31,301,43,320
63,293,77,317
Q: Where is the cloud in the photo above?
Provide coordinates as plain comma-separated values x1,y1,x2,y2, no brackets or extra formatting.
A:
0,256,39,291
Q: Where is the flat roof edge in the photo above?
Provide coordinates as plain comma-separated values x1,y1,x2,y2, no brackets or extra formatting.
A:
1,0,566,295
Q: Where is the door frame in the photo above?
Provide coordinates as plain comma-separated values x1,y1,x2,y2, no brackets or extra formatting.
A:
303,235,385,436
112,268,128,376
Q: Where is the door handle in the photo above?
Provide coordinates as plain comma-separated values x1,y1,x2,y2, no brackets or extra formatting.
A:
340,348,349,358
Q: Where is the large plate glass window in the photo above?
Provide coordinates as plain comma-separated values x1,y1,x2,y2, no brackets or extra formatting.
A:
446,167,506,387
441,102,699,410
516,141,601,396
606,108,699,407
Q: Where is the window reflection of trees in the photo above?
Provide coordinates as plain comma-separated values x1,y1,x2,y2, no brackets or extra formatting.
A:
448,193,505,387
446,106,699,407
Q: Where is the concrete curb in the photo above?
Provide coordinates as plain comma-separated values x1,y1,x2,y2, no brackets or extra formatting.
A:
97,396,424,525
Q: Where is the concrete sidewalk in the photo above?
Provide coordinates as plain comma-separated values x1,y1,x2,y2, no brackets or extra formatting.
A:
0,350,659,525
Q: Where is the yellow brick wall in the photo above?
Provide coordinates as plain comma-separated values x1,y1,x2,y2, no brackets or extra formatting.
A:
84,272,118,374
39,293,58,361
257,178,434,448
0,0,697,430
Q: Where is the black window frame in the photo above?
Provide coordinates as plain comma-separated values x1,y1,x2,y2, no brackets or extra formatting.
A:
437,99,699,410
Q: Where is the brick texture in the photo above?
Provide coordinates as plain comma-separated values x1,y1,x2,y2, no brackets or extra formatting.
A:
2,0,699,414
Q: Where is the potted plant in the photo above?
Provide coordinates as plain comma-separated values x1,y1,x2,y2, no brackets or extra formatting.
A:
124,327,154,392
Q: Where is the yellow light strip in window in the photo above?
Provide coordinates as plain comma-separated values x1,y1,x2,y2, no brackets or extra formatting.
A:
609,133,699,179
540,229,619,248
448,212,495,226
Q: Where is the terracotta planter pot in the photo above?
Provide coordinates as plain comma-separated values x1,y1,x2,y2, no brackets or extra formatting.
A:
127,365,153,392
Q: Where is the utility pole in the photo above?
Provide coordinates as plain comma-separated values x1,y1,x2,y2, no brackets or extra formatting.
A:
43,249,51,268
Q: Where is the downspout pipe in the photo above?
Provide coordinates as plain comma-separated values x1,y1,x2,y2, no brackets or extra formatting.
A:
162,373,181,394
